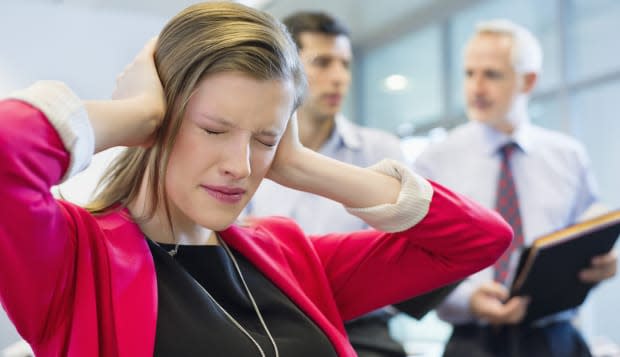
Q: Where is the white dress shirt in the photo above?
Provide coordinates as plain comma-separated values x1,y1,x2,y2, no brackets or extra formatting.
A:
414,118,599,325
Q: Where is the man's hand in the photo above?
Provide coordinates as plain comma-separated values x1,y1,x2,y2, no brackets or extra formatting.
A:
470,281,529,325
580,250,617,283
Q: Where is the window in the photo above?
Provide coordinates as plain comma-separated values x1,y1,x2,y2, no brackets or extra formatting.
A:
570,80,620,345
529,96,566,132
567,0,620,82
570,82,620,208
360,26,442,133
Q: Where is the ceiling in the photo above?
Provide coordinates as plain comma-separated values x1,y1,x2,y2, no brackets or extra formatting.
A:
23,0,480,49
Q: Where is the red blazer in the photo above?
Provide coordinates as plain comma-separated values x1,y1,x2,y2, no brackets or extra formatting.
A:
0,99,512,356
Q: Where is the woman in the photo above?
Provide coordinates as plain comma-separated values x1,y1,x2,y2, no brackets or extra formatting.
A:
0,2,511,356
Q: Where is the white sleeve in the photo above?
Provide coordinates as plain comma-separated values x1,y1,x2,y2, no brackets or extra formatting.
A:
7,81,94,181
345,159,433,232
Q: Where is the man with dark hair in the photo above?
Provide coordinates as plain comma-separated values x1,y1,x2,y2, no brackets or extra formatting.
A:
247,11,455,357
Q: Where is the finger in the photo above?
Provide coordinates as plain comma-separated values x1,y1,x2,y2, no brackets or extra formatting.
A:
470,287,509,322
498,297,529,324
145,36,158,51
137,37,158,61
474,299,505,322
479,281,509,301
580,266,614,283
507,306,528,324
598,255,617,277
504,296,529,309
591,250,617,266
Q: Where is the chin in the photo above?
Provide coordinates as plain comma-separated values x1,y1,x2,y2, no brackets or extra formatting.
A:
468,112,487,123
320,109,339,119
204,218,236,231
195,210,240,231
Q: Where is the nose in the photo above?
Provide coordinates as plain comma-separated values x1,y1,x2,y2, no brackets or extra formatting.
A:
467,73,486,96
221,134,252,180
329,61,351,87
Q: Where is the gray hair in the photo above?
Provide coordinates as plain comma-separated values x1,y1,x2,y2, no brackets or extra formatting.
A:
475,19,543,75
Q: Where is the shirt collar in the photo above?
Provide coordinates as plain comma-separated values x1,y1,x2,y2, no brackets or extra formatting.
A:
474,116,533,156
323,114,362,152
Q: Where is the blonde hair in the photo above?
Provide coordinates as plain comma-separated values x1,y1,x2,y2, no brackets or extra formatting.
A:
86,2,306,220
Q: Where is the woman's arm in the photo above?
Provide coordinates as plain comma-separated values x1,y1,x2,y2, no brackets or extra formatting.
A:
310,181,512,320
268,116,512,319
0,85,86,342
278,148,403,209
268,115,402,209
0,40,163,342
267,115,433,232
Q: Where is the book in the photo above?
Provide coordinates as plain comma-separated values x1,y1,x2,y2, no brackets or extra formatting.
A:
510,209,620,323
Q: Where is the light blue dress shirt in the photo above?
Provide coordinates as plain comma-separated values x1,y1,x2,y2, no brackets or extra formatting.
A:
413,119,599,325
246,114,405,235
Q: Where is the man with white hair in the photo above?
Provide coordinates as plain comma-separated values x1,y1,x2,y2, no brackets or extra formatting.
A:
414,19,617,356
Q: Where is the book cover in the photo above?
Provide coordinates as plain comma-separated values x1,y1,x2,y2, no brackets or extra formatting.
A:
510,209,620,322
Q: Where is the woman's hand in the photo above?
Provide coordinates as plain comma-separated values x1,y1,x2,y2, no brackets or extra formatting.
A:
113,38,165,118
86,38,166,152
265,112,308,186
264,113,400,209
112,37,166,146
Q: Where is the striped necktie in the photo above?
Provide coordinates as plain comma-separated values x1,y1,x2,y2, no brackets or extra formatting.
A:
493,142,524,285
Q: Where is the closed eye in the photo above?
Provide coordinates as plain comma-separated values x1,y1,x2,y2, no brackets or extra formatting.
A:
203,128,225,135
255,137,277,148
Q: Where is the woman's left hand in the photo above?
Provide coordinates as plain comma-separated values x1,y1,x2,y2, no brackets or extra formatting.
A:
264,112,401,208
265,112,307,187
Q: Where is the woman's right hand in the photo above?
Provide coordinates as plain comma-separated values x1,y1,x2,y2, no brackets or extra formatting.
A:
86,38,166,152
112,37,166,146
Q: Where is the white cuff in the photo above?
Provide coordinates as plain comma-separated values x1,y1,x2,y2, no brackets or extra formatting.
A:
8,81,94,181
345,159,433,232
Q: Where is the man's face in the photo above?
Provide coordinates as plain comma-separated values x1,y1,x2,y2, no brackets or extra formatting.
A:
463,33,524,131
297,32,352,121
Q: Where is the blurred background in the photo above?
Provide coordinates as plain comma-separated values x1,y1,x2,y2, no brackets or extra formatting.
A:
1,0,620,356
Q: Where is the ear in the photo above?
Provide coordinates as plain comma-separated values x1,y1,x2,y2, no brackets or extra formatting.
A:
520,72,537,94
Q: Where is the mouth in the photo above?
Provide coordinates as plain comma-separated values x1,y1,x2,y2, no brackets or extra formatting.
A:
201,185,246,204
470,99,492,111
323,94,342,106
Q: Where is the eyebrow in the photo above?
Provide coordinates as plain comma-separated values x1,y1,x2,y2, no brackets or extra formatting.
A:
309,53,351,62
200,114,280,137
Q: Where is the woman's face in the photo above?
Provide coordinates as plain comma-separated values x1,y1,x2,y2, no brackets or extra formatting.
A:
165,71,295,230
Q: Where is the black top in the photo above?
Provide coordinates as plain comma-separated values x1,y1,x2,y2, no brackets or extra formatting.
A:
147,239,337,357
